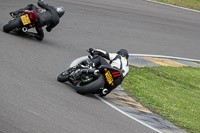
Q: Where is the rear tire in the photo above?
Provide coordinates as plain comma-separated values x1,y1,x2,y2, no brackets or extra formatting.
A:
76,74,105,95
3,18,22,33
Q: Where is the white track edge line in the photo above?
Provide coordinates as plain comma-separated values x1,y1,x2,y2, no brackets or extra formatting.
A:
95,94,163,133
147,0,200,13
130,54,200,62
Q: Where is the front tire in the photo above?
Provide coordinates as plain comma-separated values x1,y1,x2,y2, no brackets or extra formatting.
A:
57,72,69,83
76,74,105,95
3,18,22,33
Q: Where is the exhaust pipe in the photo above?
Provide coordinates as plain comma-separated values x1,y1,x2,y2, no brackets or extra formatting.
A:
22,27,28,32
102,88,108,95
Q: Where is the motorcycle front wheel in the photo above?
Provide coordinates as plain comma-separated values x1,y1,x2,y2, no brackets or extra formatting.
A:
76,74,105,95
57,71,69,83
3,18,22,33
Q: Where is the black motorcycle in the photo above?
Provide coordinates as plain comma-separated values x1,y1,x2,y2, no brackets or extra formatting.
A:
57,51,123,96
3,10,40,33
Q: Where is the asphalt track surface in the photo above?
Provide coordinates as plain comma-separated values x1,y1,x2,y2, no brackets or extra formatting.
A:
0,0,199,133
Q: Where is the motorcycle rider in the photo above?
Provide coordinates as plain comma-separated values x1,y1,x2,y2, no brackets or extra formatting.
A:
9,0,65,40
86,48,129,95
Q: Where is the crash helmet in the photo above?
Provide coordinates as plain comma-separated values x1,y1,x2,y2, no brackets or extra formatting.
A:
117,49,129,59
56,6,65,17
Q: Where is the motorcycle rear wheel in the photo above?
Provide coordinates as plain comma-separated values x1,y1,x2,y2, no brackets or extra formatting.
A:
76,74,105,95
3,18,22,33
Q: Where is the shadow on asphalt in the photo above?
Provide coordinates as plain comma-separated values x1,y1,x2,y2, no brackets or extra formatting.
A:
61,82,99,99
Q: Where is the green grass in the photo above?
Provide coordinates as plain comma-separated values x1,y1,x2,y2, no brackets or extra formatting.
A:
154,0,200,11
121,66,200,133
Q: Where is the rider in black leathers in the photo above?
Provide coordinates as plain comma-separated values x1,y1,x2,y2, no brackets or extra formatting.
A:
10,0,65,40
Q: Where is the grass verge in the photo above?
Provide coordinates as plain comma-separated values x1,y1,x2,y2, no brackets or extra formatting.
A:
121,66,200,133
154,0,200,11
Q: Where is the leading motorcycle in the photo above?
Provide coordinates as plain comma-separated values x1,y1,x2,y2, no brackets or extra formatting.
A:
3,10,40,33
57,51,123,96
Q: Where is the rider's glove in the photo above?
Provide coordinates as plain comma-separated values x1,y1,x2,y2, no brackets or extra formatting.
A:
89,48,94,53
89,48,95,55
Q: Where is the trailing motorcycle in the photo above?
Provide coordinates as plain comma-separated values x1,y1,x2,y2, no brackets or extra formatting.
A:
57,51,123,96
3,10,40,33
